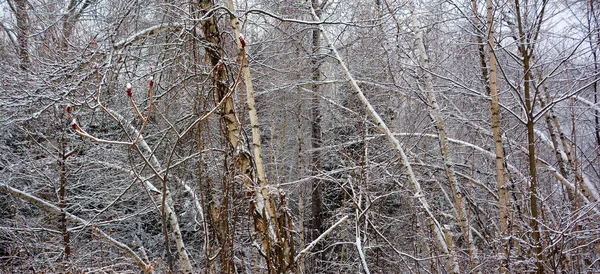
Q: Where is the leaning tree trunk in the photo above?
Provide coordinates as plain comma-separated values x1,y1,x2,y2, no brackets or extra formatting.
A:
0,183,153,273
311,3,458,273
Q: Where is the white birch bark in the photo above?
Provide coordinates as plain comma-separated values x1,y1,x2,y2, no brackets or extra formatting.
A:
409,1,478,270
483,0,511,269
224,2,298,271
225,0,277,227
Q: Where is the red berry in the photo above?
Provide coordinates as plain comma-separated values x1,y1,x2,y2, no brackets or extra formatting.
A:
239,34,246,49
66,105,71,114
126,83,132,97
70,119,78,130
149,77,154,88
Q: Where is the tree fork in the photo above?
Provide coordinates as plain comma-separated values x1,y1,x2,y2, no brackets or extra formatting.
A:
513,0,547,271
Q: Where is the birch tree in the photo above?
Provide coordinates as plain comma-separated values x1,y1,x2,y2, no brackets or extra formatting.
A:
1,0,600,273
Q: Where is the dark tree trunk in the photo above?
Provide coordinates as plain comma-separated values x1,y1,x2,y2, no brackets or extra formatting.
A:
310,0,324,244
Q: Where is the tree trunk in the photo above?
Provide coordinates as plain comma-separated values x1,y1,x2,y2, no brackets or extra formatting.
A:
482,0,511,271
58,133,71,261
310,0,325,249
297,76,306,274
410,3,478,271
200,1,296,272
589,0,600,175
513,0,547,271
13,0,29,70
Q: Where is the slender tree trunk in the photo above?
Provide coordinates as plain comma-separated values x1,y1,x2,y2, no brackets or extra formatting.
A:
482,0,511,271
53,0,89,264
310,0,325,249
542,87,594,202
294,46,306,271
227,1,296,271
226,0,268,191
409,3,478,271
297,96,306,273
589,0,600,185
536,79,576,202
58,133,71,261
513,0,546,272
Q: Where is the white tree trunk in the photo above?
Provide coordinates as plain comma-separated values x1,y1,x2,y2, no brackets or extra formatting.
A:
409,1,478,270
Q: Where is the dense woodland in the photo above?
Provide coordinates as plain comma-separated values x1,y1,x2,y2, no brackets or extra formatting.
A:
1,0,600,273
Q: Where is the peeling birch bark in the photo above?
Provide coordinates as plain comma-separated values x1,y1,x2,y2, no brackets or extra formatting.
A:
225,0,277,226
194,1,298,272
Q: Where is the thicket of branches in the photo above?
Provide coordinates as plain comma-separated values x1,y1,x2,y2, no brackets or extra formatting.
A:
1,0,599,273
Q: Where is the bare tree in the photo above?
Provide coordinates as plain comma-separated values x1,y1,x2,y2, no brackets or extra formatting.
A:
1,0,599,273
